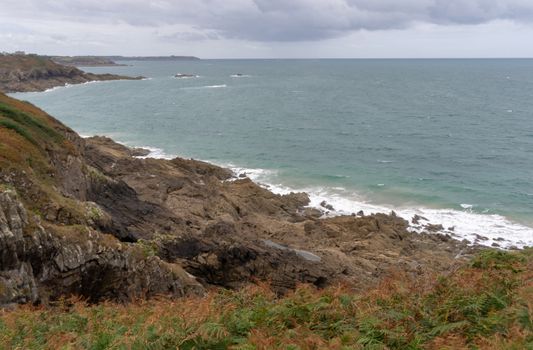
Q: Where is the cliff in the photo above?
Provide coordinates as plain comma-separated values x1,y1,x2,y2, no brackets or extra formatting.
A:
0,92,479,307
0,54,143,93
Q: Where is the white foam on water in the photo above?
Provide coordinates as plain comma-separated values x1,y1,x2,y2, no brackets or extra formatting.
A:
42,79,130,93
43,83,72,93
230,74,251,78
228,165,533,250
173,74,200,79
76,138,533,250
181,84,227,90
118,143,177,159
136,146,177,159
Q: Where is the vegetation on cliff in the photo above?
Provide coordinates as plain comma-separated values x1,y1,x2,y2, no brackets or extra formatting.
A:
0,92,202,306
1,248,531,349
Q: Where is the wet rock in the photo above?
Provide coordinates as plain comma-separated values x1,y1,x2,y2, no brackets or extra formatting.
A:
474,234,489,241
130,148,151,157
424,224,444,232
320,200,335,211
412,214,428,224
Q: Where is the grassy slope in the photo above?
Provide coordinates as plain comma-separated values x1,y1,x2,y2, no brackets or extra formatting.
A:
0,92,73,166
0,93,87,218
0,249,531,350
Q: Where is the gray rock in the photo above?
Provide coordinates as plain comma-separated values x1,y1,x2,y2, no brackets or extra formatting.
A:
0,190,203,307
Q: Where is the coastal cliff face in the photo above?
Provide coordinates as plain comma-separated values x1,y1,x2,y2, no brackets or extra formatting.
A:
0,54,142,93
0,92,477,307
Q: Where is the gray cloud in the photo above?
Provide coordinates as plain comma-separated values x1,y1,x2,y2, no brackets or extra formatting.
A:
2,0,533,42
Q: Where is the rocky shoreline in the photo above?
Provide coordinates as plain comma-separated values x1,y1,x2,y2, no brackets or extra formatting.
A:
0,54,143,93
0,92,483,307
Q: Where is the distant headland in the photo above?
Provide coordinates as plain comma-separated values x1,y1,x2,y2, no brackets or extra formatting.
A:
50,55,201,67
0,52,145,93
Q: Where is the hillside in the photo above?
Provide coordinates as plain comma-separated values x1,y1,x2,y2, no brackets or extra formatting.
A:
1,249,531,349
0,54,143,93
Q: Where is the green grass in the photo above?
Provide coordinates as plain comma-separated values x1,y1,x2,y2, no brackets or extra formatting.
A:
0,102,63,143
0,119,36,145
1,249,531,349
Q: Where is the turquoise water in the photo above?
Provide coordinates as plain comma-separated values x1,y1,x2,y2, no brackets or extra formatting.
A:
12,59,533,247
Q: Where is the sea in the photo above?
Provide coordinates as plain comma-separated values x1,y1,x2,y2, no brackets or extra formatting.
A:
10,59,533,249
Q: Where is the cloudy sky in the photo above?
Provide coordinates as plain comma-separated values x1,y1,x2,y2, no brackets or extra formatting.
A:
2,0,533,58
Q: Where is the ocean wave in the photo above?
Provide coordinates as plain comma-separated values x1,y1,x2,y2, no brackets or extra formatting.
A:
181,84,227,90
79,137,533,250
136,146,177,159
42,80,123,93
228,165,533,250
43,83,73,93
230,74,251,78
173,74,200,79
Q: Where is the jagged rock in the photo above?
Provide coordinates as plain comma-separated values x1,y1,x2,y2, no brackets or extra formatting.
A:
412,214,429,224
0,190,203,306
320,200,335,211
155,225,332,294
424,223,444,232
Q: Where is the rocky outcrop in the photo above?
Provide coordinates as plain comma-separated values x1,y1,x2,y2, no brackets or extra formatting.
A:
82,136,478,293
0,54,143,93
0,190,203,307
151,221,332,294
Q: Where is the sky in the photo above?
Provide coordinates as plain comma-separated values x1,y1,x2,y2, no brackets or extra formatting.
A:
1,0,533,58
